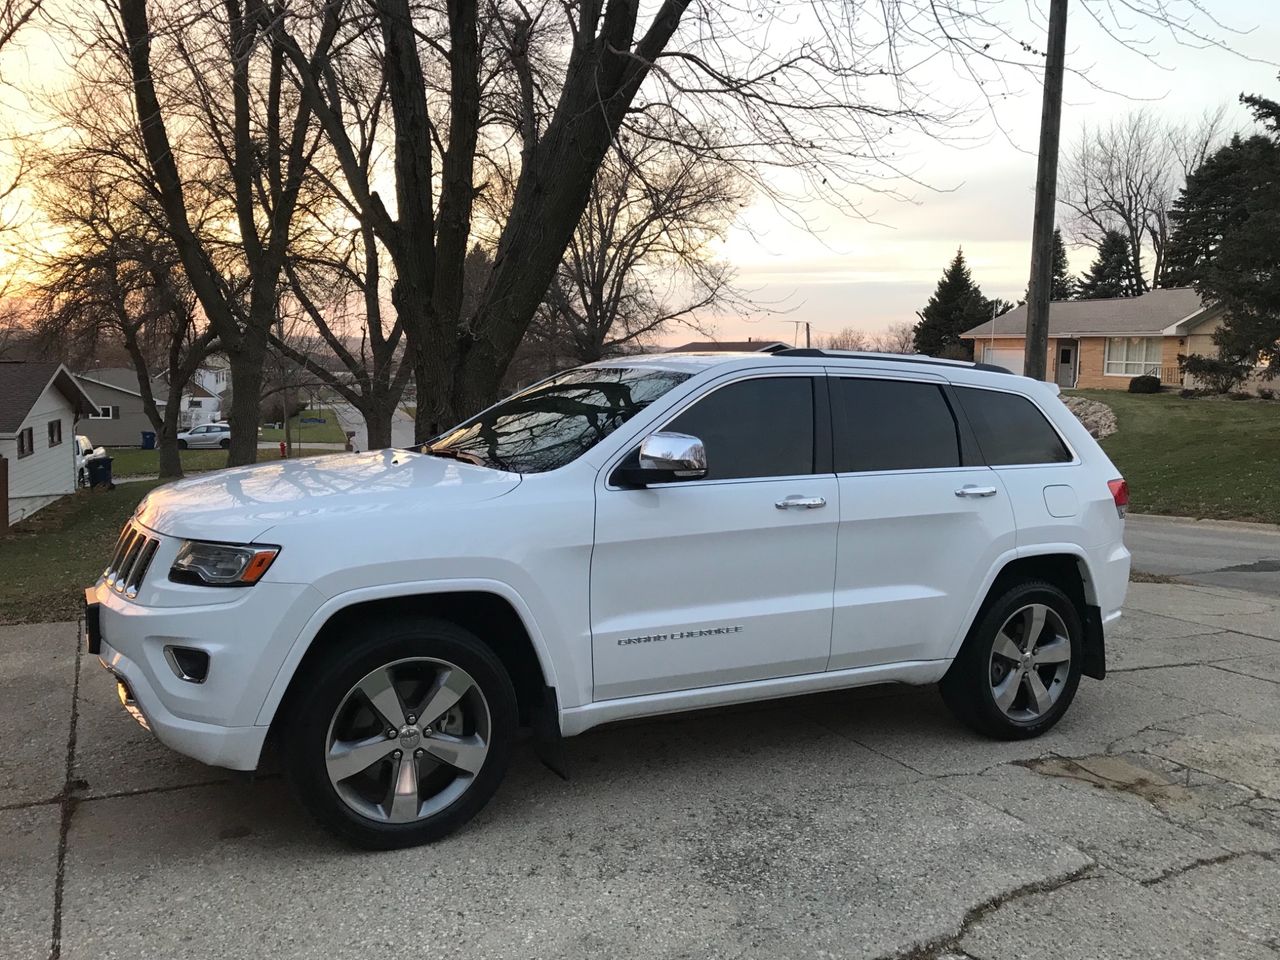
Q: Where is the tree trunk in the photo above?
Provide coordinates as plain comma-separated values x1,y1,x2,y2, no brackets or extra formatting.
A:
364,400,395,451
226,340,266,466
157,397,185,479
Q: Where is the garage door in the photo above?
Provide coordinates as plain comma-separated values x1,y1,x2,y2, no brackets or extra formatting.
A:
980,347,1024,376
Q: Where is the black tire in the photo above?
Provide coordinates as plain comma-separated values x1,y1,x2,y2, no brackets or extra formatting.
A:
281,616,517,849
219,438,230,449
178,439,188,450
78,468,87,488
940,579,1083,740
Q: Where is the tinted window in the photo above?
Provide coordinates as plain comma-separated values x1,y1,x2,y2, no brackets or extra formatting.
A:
955,387,1072,465
832,378,960,472
665,377,815,481
430,366,691,474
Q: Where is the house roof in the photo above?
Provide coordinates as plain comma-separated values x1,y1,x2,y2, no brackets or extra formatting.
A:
76,369,167,406
0,361,100,434
961,287,1211,339
667,340,790,353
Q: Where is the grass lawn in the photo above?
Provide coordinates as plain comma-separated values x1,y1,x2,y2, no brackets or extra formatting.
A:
0,481,164,624
1067,390,1280,524
259,407,347,444
110,446,338,477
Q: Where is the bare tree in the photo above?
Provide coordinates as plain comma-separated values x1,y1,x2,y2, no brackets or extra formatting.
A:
874,322,917,354
32,156,215,478
825,327,871,351
532,123,747,365
1059,108,1230,292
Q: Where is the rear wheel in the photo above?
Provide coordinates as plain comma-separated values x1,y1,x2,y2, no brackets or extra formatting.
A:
940,580,1082,740
219,438,230,449
178,439,188,450
281,617,517,849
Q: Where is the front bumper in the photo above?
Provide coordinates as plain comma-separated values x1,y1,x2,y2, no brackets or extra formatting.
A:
85,576,321,772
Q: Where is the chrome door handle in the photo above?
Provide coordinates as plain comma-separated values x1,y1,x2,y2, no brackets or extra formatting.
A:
954,485,998,498
775,496,827,510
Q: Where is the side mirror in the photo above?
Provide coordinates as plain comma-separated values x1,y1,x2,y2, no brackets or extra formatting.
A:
613,431,708,486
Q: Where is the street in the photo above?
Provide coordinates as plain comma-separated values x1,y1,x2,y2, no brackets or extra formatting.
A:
3,579,1278,960
329,401,417,452
1126,514,1280,598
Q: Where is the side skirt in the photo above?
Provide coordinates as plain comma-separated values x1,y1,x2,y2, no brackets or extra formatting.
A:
558,660,949,737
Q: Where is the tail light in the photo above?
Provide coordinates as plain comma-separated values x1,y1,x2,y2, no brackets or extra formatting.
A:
1107,478,1129,518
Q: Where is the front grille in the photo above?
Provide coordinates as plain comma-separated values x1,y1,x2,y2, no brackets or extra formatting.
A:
104,522,161,598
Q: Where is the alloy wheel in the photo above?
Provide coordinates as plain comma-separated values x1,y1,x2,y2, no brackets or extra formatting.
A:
323,657,491,824
987,603,1072,723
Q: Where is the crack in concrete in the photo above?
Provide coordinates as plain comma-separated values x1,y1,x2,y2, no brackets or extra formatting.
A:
47,622,84,960
1139,848,1278,887
1110,657,1255,674
883,864,1098,960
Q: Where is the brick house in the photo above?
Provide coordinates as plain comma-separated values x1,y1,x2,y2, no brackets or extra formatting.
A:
960,288,1231,390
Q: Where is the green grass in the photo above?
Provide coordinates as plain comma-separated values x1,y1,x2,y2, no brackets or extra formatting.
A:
1067,390,1280,524
110,446,338,477
259,407,347,444
0,481,164,624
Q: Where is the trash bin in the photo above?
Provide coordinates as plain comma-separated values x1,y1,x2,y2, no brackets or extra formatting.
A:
86,457,114,490
140,431,156,449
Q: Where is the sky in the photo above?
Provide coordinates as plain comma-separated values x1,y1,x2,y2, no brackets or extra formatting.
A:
700,0,1280,348
0,1,1275,351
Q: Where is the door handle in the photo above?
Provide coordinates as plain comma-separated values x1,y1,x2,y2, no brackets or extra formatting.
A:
775,496,827,510
954,485,998,498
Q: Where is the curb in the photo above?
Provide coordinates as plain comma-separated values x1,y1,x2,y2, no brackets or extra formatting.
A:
1128,513,1280,535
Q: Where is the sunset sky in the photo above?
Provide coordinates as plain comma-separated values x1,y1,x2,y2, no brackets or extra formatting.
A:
0,1,1275,350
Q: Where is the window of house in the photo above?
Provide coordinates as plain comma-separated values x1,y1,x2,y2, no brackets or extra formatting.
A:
1104,337,1163,376
831,378,960,473
663,376,816,481
955,387,1072,466
88,405,113,420
48,419,62,447
17,426,34,458
189,399,203,409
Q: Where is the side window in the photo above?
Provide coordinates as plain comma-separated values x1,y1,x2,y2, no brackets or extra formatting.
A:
955,386,1072,466
831,378,960,472
665,376,815,481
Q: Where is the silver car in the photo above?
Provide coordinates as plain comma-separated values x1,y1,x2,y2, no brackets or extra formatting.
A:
176,422,232,449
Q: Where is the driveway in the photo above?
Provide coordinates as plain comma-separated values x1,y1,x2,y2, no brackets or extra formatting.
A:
4,581,1279,960
329,401,417,452
1127,513,1280,598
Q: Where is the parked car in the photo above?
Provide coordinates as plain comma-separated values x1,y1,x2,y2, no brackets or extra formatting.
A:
176,421,231,449
74,434,107,487
85,350,1131,849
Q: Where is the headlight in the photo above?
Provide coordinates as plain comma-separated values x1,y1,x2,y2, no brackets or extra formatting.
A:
169,541,280,587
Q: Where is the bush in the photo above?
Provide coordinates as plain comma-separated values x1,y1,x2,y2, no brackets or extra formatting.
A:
1228,392,1252,401
1128,374,1161,394
1179,388,1199,399
261,395,306,424
1258,388,1275,400
1178,353,1251,394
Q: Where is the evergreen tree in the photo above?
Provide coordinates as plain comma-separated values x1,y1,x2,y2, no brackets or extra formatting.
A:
913,248,1000,358
1167,91,1280,372
1078,231,1137,299
1050,228,1077,300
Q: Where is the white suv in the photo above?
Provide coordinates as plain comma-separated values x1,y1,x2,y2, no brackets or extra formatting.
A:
85,351,1131,848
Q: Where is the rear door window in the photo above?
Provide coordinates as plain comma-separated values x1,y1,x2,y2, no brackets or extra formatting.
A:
954,386,1072,465
830,378,961,472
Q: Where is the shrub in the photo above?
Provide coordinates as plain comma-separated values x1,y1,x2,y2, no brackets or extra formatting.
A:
1128,374,1161,394
1179,388,1199,399
1228,392,1252,401
1178,353,1251,394
1259,388,1275,400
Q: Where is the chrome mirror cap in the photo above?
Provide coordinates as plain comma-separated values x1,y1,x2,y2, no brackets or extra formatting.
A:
639,432,707,479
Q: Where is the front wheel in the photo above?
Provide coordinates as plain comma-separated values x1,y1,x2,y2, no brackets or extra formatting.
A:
940,580,1083,740
178,439,188,450
281,617,517,849
219,438,230,449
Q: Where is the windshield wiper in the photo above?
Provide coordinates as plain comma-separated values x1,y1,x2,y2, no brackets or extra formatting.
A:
420,445,485,467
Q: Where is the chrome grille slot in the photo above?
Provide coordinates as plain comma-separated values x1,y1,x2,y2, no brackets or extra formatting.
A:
104,522,161,597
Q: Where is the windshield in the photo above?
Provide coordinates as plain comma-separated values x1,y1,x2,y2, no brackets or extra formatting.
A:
426,366,691,474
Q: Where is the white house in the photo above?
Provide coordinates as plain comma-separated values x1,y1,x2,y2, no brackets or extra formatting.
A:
1,361,99,527
193,355,231,398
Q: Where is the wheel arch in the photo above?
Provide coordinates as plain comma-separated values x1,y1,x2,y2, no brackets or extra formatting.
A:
950,546,1105,679
257,582,560,734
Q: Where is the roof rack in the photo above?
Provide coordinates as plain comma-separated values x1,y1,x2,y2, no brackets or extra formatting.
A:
773,348,1013,375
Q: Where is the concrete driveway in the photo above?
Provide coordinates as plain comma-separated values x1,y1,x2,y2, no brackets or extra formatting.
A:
1127,514,1280,598
4,581,1279,960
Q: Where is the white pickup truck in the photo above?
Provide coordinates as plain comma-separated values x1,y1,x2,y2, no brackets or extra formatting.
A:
85,349,1130,848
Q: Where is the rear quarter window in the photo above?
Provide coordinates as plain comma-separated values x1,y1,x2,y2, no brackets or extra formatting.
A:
955,386,1072,466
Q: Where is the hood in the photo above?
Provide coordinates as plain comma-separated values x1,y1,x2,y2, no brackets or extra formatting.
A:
134,450,521,542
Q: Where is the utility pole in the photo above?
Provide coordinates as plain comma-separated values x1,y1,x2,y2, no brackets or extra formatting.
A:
1024,0,1068,381
789,320,811,348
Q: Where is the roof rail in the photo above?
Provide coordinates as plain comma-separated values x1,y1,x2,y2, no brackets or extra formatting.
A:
773,348,1013,375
